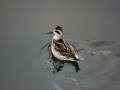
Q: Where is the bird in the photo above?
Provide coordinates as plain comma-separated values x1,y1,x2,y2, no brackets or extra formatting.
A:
46,26,80,62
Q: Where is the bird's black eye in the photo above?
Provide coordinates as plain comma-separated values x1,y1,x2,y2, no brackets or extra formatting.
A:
55,30,60,34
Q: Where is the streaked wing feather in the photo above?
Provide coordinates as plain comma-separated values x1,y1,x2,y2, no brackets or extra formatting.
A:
53,39,76,59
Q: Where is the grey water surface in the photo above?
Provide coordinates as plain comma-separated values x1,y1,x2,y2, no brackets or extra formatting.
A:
0,0,120,90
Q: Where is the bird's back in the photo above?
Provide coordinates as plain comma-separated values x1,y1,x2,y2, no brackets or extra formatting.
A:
52,38,79,60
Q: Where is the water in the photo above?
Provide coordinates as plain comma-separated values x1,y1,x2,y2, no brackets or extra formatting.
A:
1,0,120,90
40,40,120,90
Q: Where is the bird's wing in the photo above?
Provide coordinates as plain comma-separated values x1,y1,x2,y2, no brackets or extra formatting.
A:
54,40,76,58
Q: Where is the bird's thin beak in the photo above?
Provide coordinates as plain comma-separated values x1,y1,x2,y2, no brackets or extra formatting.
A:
46,31,53,35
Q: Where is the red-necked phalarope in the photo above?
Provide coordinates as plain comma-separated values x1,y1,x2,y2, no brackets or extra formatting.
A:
46,26,80,62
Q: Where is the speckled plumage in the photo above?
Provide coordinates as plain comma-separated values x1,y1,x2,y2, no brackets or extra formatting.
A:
50,26,79,62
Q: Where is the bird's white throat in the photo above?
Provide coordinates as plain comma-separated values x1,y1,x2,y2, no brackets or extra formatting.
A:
53,34,62,40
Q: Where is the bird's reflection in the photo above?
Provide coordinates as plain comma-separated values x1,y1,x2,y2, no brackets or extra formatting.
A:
51,54,80,73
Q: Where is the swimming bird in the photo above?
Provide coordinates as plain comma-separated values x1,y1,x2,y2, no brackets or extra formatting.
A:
47,26,81,61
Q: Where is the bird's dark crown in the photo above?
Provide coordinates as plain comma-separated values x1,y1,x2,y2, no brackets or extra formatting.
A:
55,26,63,32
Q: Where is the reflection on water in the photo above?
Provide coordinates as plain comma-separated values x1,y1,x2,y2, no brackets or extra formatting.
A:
46,55,80,73
88,40,116,48
40,40,120,90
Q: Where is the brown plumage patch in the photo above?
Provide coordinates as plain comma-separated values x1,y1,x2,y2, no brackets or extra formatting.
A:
53,39,77,59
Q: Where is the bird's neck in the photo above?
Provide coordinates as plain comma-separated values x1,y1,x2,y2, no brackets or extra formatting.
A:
53,35,63,40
